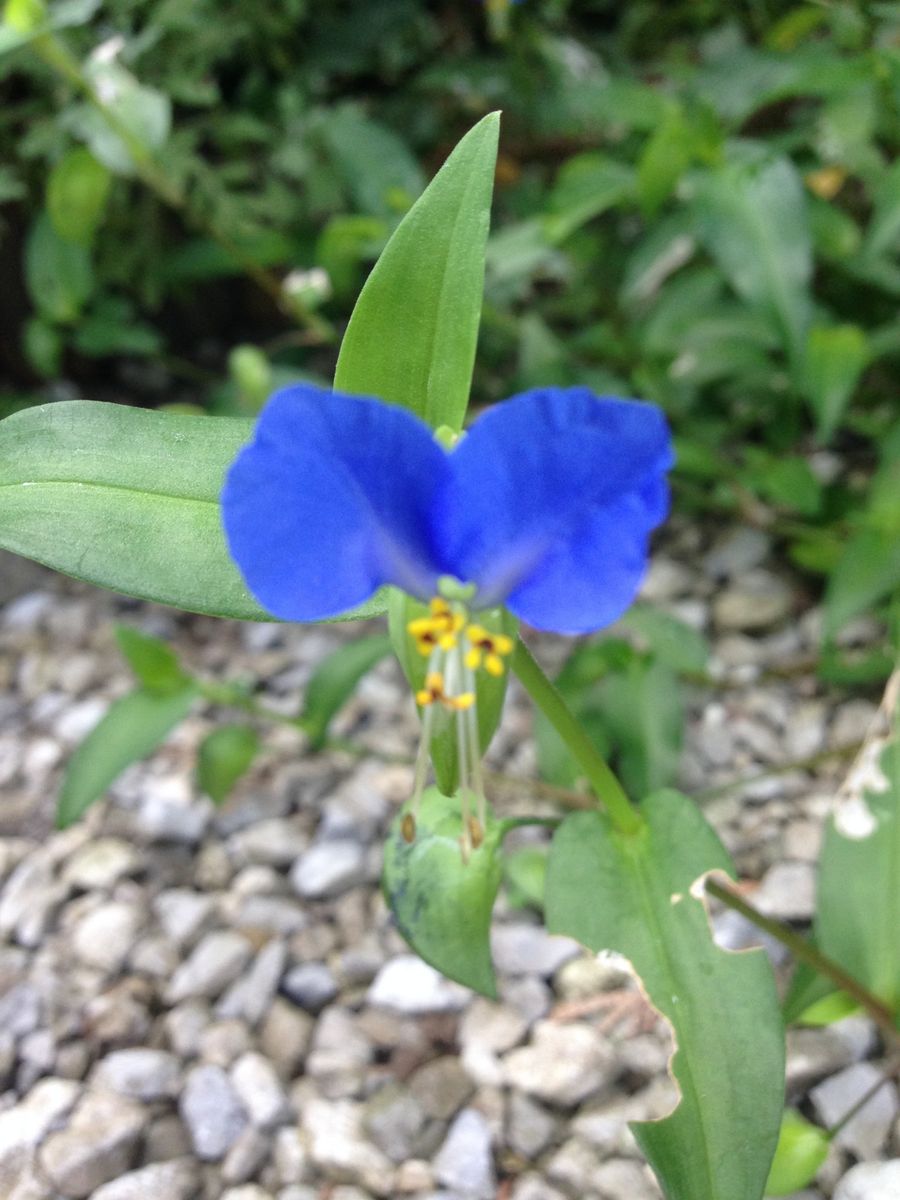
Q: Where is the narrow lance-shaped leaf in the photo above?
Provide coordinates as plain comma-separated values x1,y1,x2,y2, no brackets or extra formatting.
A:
197,724,260,806
546,791,784,1200
57,682,198,827
300,633,393,749
335,112,499,433
0,401,387,621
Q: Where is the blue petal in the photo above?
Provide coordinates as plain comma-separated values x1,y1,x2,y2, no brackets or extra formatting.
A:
438,387,673,633
222,384,449,621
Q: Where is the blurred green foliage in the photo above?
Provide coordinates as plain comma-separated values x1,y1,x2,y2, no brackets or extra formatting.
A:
1,0,899,636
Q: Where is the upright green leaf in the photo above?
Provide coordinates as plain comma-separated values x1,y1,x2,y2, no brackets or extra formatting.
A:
115,625,189,695
693,157,812,364
334,112,499,432
197,724,260,805
383,788,504,997
816,725,900,1008
25,214,93,323
46,148,111,244
0,401,386,621
546,792,784,1200
824,529,900,638
58,683,198,827
765,1111,830,1196
802,324,869,442
300,633,393,748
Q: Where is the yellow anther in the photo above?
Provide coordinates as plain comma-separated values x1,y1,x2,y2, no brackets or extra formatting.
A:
401,812,416,843
464,625,514,676
408,599,465,655
415,671,474,712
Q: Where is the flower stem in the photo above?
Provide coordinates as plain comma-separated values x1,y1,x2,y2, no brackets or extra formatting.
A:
705,877,900,1046
511,638,642,836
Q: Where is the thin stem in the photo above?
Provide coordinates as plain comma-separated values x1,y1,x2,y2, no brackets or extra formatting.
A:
697,738,865,802
705,877,899,1046
511,637,642,836
826,1061,898,1139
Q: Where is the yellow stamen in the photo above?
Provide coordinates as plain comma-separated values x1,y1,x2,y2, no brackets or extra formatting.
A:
415,670,474,712
464,624,514,675
401,812,416,843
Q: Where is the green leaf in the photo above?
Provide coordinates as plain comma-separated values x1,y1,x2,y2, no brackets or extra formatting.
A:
502,845,547,911
383,788,504,997
863,158,900,263
546,792,784,1200
824,529,900,637
597,659,684,798
46,148,111,244
693,157,812,364
0,400,388,621
334,113,499,433
24,214,93,323
619,607,710,675
71,63,171,177
57,683,198,827
320,104,425,217
765,1110,830,1196
802,324,869,442
544,152,634,242
816,734,900,1008
636,105,691,217
300,633,393,749
115,625,188,695
197,724,260,805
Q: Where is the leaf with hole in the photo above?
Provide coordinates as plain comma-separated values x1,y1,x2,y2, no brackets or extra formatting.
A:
546,791,784,1200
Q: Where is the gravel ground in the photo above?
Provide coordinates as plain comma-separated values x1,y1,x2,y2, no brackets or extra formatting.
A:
0,520,898,1200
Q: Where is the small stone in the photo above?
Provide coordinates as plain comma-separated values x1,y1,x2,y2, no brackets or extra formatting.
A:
62,839,140,889
753,862,816,921
259,999,314,1077
164,1000,210,1058
218,939,286,1026
153,889,214,946
786,1017,877,1089
231,1052,291,1129
503,1021,617,1107
811,1063,899,1160
89,1159,200,1200
0,982,42,1038
199,1019,254,1067
221,1188,275,1200
491,924,580,977
166,930,253,1002
136,792,210,843
593,1157,662,1198
833,1160,900,1200
713,570,793,631
273,1126,312,1185
303,1096,394,1196
283,962,338,1013
0,1078,80,1186
545,1136,603,1194
367,956,470,1014
92,1048,180,1100
409,1056,475,1120
144,1115,191,1162
222,1127,272,1184
510,1174,567,1200
180,1064,249,1160
459,998,528,1087
394,1160,434,1192
290,841,367,899
230,819,309,867
72,901,143,972
433,1108,495,1200
364,1083,428,1163
307,1007,373,1098
506,1091,560,1159
704,527,770,579
553,953,631,1000
40,1090,145,1197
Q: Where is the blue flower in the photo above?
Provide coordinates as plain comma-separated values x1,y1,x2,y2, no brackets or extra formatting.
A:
222,383,673,636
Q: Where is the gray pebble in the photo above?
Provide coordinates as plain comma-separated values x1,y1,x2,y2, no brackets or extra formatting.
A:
180,1063,249,1160
433,1108,496,1200
290,841,368,900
